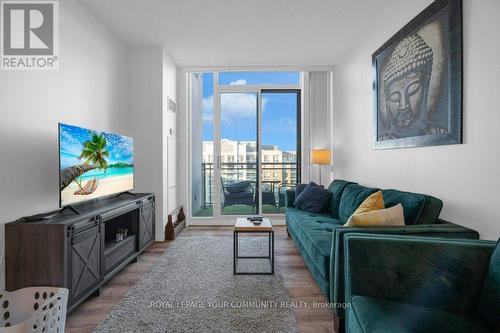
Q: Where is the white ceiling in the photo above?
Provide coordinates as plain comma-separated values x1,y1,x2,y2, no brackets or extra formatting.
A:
80,0,392,67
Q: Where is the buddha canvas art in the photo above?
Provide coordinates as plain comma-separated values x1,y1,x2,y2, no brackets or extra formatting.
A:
373,0,462,149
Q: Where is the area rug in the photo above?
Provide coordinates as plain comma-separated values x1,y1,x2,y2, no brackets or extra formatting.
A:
94,235,298,332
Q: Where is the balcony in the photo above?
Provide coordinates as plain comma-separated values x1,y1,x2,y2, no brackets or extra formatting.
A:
193,162,298,217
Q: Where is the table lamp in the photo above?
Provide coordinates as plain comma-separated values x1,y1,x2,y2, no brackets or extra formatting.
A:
311,149,331,185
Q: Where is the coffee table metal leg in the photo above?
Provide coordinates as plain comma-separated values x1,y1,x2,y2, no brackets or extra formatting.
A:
233,231,236,274
268,232,271,258
271,231,274,274
233,230,274,275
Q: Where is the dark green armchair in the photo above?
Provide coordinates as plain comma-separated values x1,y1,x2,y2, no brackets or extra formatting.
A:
343,234,499,333
330,220,479,318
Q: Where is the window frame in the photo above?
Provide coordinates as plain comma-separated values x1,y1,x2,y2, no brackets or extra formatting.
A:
187,70,305,223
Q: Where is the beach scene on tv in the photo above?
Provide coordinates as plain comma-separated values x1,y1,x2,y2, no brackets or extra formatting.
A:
59,123,134,206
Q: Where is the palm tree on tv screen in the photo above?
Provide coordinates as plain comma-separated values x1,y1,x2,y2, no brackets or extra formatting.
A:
79,132,110,171
74,132,109,194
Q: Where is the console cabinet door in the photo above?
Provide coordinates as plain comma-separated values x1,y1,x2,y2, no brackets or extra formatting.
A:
139,201,155,250
68,225,103,306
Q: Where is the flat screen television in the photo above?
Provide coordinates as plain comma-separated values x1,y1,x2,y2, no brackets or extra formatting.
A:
59,123,134,207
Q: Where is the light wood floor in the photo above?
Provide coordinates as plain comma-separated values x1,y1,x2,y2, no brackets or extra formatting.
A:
66,226,337,333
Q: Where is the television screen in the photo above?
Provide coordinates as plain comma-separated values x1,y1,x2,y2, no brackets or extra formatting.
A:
59,123,134,207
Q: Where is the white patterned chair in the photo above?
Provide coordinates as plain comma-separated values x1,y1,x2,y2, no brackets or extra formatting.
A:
0,287,68,333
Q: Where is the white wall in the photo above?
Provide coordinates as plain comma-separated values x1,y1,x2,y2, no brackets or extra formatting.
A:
332,0,500,240
128,48,177,241
0,0,129,288
163,52,177,102
128,47,169,241
162,51,178,223
177,69,189,222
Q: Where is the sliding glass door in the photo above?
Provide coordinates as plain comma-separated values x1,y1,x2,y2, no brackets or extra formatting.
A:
190,72,301,219
220,93,258,215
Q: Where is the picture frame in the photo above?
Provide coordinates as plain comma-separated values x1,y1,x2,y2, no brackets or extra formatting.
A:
372,0,463,149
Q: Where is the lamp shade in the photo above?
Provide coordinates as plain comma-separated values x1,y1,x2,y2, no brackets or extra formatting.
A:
311,149,331,165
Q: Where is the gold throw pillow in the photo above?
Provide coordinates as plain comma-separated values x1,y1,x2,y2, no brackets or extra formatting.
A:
345,203,405,227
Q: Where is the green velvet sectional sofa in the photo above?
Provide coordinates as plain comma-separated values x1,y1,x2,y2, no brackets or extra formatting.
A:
284,179,480,319
343,235,499,332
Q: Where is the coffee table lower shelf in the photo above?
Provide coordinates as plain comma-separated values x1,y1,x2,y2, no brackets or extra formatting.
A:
233,230,274,275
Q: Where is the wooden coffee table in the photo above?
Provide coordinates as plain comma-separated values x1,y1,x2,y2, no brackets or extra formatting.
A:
233,217,274,275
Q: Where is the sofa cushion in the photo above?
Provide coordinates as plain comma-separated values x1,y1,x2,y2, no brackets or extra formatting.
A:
294,183,332,213
327,179,357,218
382,189,426,225
348,296,492,333
477,241,500,331
416,195,444,225
339,184,379,223
286,207,332,220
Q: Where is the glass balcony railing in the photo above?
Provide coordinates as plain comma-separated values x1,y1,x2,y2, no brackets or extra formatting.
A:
194,162,298,216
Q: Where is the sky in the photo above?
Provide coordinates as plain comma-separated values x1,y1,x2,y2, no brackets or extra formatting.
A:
60,123,133,169
202,72,299,152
